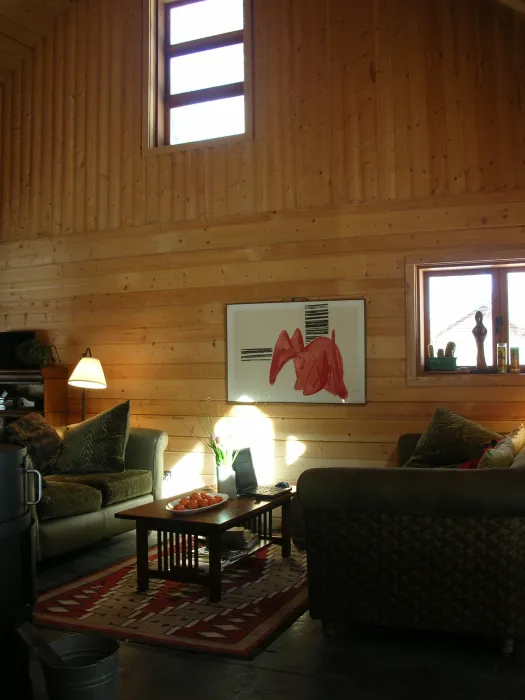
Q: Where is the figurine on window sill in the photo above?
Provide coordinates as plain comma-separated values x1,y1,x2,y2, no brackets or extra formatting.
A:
472,310,487,370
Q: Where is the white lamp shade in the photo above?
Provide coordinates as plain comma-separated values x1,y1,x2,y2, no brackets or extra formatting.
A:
68,357,107,390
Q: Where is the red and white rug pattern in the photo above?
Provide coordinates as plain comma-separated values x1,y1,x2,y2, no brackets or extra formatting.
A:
35,544,308,658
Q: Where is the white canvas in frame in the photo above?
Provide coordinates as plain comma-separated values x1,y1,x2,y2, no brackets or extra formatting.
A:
226,300,366,404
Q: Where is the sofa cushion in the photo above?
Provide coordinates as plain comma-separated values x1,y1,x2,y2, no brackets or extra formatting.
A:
47,470,152,506
3,412,62,476
37,481,102,521
54,401,131,475
402,407,501,469
511,444,525,470
478,424,525,470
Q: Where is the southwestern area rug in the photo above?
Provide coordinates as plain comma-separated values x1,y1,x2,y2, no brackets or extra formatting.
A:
34,544,308,659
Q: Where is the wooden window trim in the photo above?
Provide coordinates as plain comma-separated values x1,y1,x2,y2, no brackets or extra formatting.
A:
406,250,525,387
143,0,253,153
167,30,244,57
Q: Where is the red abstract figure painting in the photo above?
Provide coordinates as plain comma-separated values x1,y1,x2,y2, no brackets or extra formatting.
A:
269,328,349,401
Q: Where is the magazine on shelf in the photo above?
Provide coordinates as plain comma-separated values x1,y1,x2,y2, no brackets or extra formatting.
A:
197,546,251,572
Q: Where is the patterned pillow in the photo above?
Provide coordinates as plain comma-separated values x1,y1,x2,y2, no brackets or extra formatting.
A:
3,412,62,476
511,445,525,470
478,424,525,469
402,407,501,469
53,401,131,475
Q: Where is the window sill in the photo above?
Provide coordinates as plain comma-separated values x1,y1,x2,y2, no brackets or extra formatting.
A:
143,133,250,157
407,372,525,387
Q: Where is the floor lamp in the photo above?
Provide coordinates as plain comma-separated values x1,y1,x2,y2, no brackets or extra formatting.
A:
68,348,107,421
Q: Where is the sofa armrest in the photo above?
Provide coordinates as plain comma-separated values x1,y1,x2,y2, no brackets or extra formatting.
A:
297,467,525,518
125,428,169,501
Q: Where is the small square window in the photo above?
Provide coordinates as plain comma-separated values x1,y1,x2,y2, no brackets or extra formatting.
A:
406,256,525,381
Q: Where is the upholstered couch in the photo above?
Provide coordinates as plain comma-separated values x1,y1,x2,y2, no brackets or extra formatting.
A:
297,433,525,654
33,426,168,561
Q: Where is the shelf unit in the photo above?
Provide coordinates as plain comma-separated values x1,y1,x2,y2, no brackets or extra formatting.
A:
0,366,69,429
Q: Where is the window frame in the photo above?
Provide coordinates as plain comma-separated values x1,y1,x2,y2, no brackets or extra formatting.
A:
405,251,525,386
143,0,253,153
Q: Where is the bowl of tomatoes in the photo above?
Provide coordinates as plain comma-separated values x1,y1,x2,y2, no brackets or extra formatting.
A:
166,491,228,514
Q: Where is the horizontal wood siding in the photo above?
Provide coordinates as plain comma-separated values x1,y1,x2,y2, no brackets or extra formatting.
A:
1,0,525,493
1,0,525,235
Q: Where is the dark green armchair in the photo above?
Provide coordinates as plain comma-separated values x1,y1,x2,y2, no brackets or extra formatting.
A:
297,433,525,655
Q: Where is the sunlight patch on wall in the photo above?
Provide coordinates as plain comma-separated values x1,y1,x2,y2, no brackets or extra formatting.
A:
163,450,206,498
216,403,276,485
285,435,306,465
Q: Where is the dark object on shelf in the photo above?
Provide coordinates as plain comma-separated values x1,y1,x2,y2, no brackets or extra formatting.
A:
427,357,457,371
437,348,445,357
472,310,488,370
470,368,498,374
0,366,68,428
15,338,53,369
0,331,36,369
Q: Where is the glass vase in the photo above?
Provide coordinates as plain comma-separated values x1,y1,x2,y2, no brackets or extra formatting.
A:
215,454,237,500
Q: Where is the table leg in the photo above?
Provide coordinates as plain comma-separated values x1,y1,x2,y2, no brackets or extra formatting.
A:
281,499,292,558
136,522,150,592
208,532,222,603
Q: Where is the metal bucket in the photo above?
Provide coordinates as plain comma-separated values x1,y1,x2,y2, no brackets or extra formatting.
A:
43,634,119,700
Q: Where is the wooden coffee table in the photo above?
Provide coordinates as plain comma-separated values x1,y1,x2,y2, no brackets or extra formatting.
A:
115,490,293,602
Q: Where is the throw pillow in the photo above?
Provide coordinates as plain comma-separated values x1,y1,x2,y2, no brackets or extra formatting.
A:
54,401,131,475
478,424,525,470
3,412,62,476
478,435,516,469
508,423,525,454
511,444,525,470
402,407,502,469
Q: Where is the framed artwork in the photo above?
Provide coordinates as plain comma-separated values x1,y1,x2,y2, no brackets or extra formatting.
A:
226,299,366,404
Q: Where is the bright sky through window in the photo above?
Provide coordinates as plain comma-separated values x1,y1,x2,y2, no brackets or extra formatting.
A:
170,0,244,45
428,274,493,366
166,0,246,146
170,44,244,95
170,95,245,145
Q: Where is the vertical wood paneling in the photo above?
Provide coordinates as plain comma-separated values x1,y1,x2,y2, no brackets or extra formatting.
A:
62,5,76,234
85,0,99,231
73,0,87,232
19,56,33,236
9,67,21,239
1,0,525,240
52,16,65,235
108,0,123,230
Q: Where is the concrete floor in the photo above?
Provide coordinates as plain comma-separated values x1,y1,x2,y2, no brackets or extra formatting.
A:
37,533,525,700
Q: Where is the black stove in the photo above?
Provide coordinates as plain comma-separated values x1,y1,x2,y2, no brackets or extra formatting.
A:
0,444,41,698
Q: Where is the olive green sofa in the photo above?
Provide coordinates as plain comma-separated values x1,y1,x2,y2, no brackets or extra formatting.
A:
34,426,168,561
297,433,525,655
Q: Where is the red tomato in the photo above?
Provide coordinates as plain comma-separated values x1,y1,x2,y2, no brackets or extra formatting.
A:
180,497,190,506
214,496,223,504
189,492,199,500
173,504,185,511
187,500,198,509
196,499,206,508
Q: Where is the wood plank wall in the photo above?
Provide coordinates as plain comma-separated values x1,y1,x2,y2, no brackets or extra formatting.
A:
1,0,525,495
